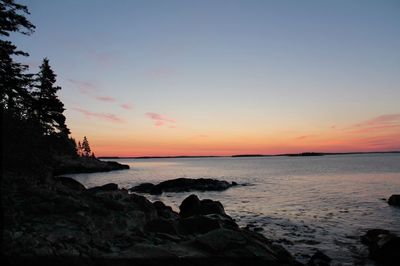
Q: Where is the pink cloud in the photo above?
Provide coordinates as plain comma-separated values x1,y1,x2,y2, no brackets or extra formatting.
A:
296,135,312,140
95,96,116,102
145,112,176,127
73,107,124,123
349,114,400,134
120,103,133,110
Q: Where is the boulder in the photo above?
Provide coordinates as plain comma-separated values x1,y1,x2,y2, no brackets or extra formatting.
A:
179,194,201,218
179,194,226,218
388,194,400,206
88,183,118,192
129,178,238,194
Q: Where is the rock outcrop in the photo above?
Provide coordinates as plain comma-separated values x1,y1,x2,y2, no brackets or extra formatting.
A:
388,194,400,206
53,156,129,175
129,178,238,194
361,229,400,266
3,176,299,266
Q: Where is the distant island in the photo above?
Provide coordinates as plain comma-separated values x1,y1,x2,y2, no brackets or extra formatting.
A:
99,151,400,160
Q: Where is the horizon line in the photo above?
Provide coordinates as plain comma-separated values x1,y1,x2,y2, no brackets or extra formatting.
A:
98,150,400,159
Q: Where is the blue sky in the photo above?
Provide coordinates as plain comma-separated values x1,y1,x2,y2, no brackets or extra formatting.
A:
10,0,400,155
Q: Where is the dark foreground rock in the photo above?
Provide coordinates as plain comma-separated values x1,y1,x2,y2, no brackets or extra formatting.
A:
53,156,129,175
307,250,331,266
388,194,400,206
3,174,299,266
129,178,238,194
361,229,400,266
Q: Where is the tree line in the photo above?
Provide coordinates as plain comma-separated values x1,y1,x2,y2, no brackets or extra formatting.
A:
1,0,93,174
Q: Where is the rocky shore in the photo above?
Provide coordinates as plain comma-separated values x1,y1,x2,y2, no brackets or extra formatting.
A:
129,178,238,195
53,156,129,175
2,174,300,266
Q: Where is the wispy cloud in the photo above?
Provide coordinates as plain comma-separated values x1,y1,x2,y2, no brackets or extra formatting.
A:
349,114,400,134
67,79,97,95
145,112,176,127
95,96,116,102
149,67,172,79
296,135,312,140
73,107,124,123
120,103,133,110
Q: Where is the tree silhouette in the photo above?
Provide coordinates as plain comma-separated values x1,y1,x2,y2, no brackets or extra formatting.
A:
33,58,70,136
0,0,35,114
81,136,91,157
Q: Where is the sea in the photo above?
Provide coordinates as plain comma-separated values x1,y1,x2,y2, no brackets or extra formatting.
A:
66,153,400,265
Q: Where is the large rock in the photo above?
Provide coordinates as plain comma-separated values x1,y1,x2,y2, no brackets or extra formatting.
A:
179,194,226,218
88,183,119,193
179,194,201,218
388,194,400,206
54,156,129,175
4,173,300,266
129,178,238,194
361,229,400,265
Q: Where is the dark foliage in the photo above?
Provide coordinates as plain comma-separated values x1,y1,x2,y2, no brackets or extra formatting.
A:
1,0,77,176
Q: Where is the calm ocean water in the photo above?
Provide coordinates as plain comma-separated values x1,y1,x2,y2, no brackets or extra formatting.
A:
67,154,400,265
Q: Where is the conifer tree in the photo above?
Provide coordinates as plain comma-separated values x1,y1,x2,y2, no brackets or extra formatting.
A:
77,141,83,157
81,136,91,157
34,58,70,136
0,0,35,114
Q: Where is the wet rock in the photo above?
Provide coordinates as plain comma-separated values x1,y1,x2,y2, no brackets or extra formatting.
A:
388,194,400,206
129,177,238,194
307,250,331,266
361,229,391,246
179,194,226,218
88,183,118,193
361,229,400,265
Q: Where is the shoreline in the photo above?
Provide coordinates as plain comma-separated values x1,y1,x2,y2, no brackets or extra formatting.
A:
2,172,302,266
98,151,400,160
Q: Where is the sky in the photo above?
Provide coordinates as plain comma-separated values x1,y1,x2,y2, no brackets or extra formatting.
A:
11,0,400,156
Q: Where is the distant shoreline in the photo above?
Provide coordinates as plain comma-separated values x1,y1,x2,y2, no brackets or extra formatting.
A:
99,150,400,160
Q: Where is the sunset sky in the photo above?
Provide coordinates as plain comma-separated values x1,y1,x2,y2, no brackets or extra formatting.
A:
12,0,400,156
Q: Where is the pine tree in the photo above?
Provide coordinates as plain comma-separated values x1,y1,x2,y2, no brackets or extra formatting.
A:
77,141,83,157
81,136,91,157
33,58,70,136
0,0,35,115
